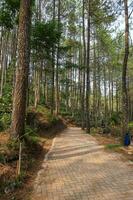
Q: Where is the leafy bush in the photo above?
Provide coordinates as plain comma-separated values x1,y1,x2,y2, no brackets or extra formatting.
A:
0,113,11,130
109,112,122,125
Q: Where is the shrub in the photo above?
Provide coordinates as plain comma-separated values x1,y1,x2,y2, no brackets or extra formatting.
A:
0,113,11,130
109,112,122,126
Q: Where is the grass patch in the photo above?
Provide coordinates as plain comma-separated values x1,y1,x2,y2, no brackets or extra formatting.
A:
105,143,122,150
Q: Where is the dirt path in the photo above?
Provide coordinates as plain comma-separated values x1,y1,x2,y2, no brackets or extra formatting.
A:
31,127,133,200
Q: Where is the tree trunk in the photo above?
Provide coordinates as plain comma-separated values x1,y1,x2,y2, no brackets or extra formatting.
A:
103,64,108,124
81,0,86,130
11,0,32,138
93,34,97,127
55,0,61,115
122,0,129,134
51,0,56,115
86,2,91,133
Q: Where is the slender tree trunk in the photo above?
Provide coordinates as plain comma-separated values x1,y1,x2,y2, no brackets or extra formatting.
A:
81,0,86,130
0,32,9,97
93,34,97,127
78,46,82,111
55,0,61,115
97,47,101,121
116,81,119,113
122,0,129,134
111,69,114,113
86,2,91,133
103,64,108,124
51,0,56,115
11,0,32,138
44,70,48,105
0,27,3,75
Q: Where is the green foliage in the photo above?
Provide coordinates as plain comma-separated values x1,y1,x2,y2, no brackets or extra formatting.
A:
109,112,122,125
0,64,14,130
65,61,79,69
35,105,51,116
0,10,13,29
31,20,62,60
24,126,39,145
64,38,80,49
0,79,12,131
0,113,11,130
0,0,20,29
128,122,133,128
91,0,115,26
96,26,115,55
5,0,20,10
60,111,72,117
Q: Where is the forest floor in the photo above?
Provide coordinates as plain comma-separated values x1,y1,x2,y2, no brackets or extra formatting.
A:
31,127,133,200
0,107,66,200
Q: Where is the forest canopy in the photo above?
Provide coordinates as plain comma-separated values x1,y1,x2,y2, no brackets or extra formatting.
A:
0,0,133,137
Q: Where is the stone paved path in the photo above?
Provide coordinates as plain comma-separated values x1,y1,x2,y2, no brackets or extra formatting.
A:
32,127,133,200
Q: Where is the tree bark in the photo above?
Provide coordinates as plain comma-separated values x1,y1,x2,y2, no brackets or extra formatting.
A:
122,0,129,134
11,0,32,138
